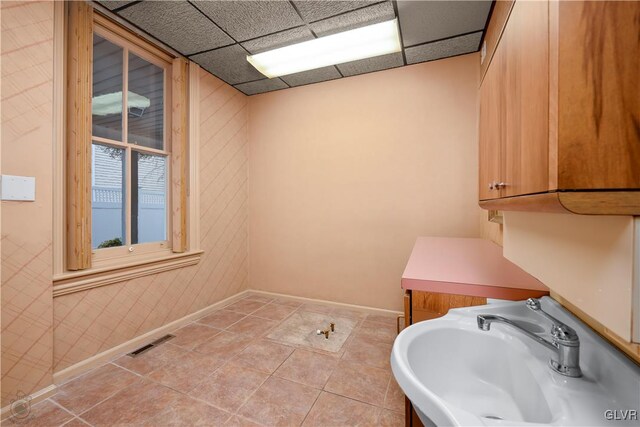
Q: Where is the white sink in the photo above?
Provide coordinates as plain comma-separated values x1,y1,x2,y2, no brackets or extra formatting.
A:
391,297,640,426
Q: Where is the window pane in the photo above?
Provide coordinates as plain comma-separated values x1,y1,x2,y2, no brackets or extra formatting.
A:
131,151,167,244
92,35,123,141
92,143,125,249
128,53,164,150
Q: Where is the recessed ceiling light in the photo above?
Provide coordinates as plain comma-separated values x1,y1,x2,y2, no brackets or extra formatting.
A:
247,19,402,78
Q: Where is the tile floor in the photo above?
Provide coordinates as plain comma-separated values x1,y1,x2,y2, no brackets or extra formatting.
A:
10,293,404,426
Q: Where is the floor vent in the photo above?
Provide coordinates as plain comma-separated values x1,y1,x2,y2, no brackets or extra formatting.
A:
127,334,175,358
151,334,175,346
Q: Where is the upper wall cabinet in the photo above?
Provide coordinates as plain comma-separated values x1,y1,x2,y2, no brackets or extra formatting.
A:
478,0,640,215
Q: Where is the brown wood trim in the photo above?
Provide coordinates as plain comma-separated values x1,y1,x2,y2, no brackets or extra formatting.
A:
412,291,487,324
547,0,559,191
93,12,174,63
479,192,570,213
187,62,201,251
66,1,93,270
171,58,189,252
480,0,515,84
403,291,411,329
480,191,640,215
550,291,640,365
557,192,640,215
53,250,203,297
405,397,412,427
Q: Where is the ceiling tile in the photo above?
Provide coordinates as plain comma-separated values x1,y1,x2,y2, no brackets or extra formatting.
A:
119,2,233,55
405,31,482,65
280,66,341,87
397,0,491,47
293,0,380,23
311,1,395,37
191,45,265,86
97,1,136,11
234,79,288,95
193,1,303,42
337,51,403,77
241,27,314,55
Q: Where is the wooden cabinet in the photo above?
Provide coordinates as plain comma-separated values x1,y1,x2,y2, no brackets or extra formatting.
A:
503,0,549,198
410,290,486,323
478,0,640,214
478,39,505,200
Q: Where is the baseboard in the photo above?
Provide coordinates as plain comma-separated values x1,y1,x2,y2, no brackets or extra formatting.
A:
53,290,250,385
52,288,401,386
1,384,57,421
246,289,403,316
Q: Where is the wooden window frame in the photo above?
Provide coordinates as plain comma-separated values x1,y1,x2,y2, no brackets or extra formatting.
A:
53,3,201,293
91,19,174,268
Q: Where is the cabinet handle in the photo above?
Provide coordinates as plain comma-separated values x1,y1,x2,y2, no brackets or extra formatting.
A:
489,182,496,190
495,182,508,189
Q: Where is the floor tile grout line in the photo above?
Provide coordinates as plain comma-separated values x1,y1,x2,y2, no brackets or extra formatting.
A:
191,300,319,424
228,366,272,420
299,385,323,426
68,367,144,419
42,398,77,426
52,363,143,417
51,293,399,426
174,357,244,413
125,344,230,397
382,371,395,412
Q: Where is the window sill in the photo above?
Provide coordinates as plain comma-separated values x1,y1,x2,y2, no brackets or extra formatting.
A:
52,250,203,297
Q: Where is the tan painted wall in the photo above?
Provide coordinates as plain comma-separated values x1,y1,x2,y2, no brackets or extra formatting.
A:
1,0,55,406
53,70,249,372
503,212,635,340
248,55,482,311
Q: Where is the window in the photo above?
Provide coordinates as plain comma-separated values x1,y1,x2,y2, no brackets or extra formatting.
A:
91,31,170,257
56,2,200,285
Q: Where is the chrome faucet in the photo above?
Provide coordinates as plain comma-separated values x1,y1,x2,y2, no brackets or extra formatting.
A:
477,298,582,378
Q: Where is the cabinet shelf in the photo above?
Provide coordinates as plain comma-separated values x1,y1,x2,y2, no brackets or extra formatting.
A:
479,191,640,215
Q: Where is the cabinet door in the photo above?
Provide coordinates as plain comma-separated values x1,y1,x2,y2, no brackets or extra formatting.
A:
411,291,487,323
503,0,549,197
478,41,506,200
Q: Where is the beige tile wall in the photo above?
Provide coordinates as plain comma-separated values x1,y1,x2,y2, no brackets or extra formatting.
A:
1,0,55,407
53,69,249,372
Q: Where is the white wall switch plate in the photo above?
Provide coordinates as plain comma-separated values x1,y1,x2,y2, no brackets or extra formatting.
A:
1,175,36,201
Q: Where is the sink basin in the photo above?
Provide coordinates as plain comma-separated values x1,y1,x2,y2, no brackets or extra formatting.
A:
391,297,640,426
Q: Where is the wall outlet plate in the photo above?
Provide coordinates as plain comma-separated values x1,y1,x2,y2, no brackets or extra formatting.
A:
1,175,36,201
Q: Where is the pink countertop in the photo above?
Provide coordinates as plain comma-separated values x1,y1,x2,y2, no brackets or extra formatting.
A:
401,237,549,300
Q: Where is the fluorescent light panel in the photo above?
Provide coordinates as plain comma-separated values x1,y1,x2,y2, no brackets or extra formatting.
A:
247,19,401,78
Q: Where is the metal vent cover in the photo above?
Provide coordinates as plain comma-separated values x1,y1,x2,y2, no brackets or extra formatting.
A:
127,334,175,357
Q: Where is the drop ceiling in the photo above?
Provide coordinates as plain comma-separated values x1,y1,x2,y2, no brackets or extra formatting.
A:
97,1,493,95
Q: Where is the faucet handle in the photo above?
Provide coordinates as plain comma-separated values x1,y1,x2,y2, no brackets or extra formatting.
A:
526,298,579,342
525,298,542,311
551,324,579,343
